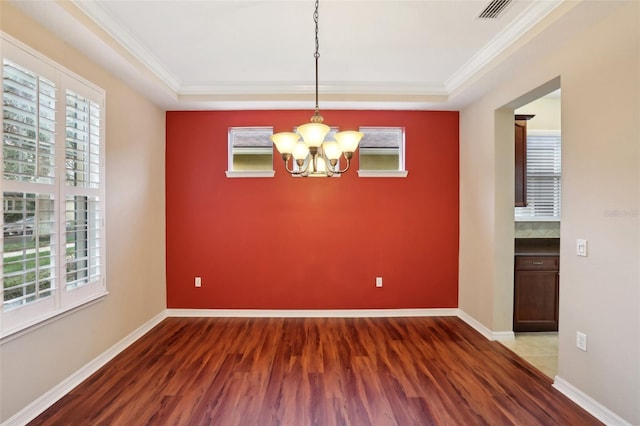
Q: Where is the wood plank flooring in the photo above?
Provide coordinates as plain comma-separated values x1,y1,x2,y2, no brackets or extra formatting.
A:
29,316,601,425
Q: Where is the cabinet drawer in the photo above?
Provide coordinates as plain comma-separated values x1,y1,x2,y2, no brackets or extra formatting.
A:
515,256,559,270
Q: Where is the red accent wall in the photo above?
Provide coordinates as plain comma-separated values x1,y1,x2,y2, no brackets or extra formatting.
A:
166,110,459,309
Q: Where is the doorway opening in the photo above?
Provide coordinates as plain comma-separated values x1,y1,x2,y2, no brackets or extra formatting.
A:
501,82,562,379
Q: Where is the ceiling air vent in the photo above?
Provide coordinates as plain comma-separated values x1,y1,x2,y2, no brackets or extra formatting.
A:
478,0,512,19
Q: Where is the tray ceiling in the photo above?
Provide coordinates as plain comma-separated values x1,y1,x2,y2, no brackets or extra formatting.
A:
7,0,565,110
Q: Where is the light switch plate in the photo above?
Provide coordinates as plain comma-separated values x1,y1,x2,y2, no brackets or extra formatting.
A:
576,331,587,351
576,239,588,257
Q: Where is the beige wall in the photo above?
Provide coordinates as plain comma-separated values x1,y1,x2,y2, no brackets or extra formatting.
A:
516,95,561,131
0,4,167,421
460,2,639,424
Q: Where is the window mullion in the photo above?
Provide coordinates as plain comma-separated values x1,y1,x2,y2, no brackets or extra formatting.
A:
36,75,41,181
54,70,66,311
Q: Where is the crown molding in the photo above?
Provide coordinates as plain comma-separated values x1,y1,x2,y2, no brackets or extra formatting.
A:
179,81,447,97
71,0,182,93
445,0,563,93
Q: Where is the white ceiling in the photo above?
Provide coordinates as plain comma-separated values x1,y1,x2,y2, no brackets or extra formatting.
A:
8,0,567,110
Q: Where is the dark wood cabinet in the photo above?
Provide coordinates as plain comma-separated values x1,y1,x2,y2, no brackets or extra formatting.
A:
513,255,559,332
515,114,534,207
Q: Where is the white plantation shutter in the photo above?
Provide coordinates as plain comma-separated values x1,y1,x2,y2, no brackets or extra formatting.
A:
515,131,561,220
64,88,103,295
2,55,59,323
66,91,101,188
64,195,102,291
1,193,56,311
1,36,106,336
3,60,56,184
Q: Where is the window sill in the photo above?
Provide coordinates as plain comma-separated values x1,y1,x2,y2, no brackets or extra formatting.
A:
225,171,275,178
357,170,408,178
0,291,108,344
514,217,561,222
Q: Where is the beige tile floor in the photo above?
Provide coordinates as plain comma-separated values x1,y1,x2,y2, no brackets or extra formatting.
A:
500,332,558,378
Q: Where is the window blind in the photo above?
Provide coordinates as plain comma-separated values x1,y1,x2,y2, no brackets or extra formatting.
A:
515,132,561,219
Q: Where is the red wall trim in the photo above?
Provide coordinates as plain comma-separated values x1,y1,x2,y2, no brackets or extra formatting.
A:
166,110,459,309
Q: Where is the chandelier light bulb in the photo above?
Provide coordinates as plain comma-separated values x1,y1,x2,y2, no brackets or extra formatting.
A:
322,141,342,161
271,132,299,155
292,142,310,161
297,122,330,148
335,131,364,154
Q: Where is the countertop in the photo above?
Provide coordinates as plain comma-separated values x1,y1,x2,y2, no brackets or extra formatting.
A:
515,238,560,256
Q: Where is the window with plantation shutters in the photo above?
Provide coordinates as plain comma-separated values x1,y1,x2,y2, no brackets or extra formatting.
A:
515,131,561,220
1,36,106,337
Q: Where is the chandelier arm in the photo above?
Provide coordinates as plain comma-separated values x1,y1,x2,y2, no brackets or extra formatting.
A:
282,155,306,175
334,152,354,174
335,158,352,174
298,157,313,176
283,158,297,174
321,151,339,177
299,157,311,176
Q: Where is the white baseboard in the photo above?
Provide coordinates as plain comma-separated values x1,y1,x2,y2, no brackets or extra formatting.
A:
2,311,167,426
553,377,632,426
167,308,459,318
457,309,515,341
491,331,515,341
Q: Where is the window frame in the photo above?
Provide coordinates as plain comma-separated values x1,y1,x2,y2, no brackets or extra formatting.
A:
1,34,107,339
357,126,408,178
225,126,275,178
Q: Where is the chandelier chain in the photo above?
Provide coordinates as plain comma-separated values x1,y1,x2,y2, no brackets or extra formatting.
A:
313,0,320,113
314,0,320,60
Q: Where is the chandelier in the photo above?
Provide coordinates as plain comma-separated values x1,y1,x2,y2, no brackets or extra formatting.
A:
270,0,363,177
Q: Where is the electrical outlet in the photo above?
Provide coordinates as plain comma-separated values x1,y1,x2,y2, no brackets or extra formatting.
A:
376,277,383,288
195,276,202,288
576,331,587,351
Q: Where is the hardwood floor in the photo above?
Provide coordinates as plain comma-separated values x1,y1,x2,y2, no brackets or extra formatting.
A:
30,317,601,425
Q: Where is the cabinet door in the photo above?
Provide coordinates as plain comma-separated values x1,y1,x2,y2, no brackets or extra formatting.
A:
513,270,559,332
515,120,527,207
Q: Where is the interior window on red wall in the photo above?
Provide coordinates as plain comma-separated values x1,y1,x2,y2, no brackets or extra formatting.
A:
225,127,275,178
357,127,408,178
